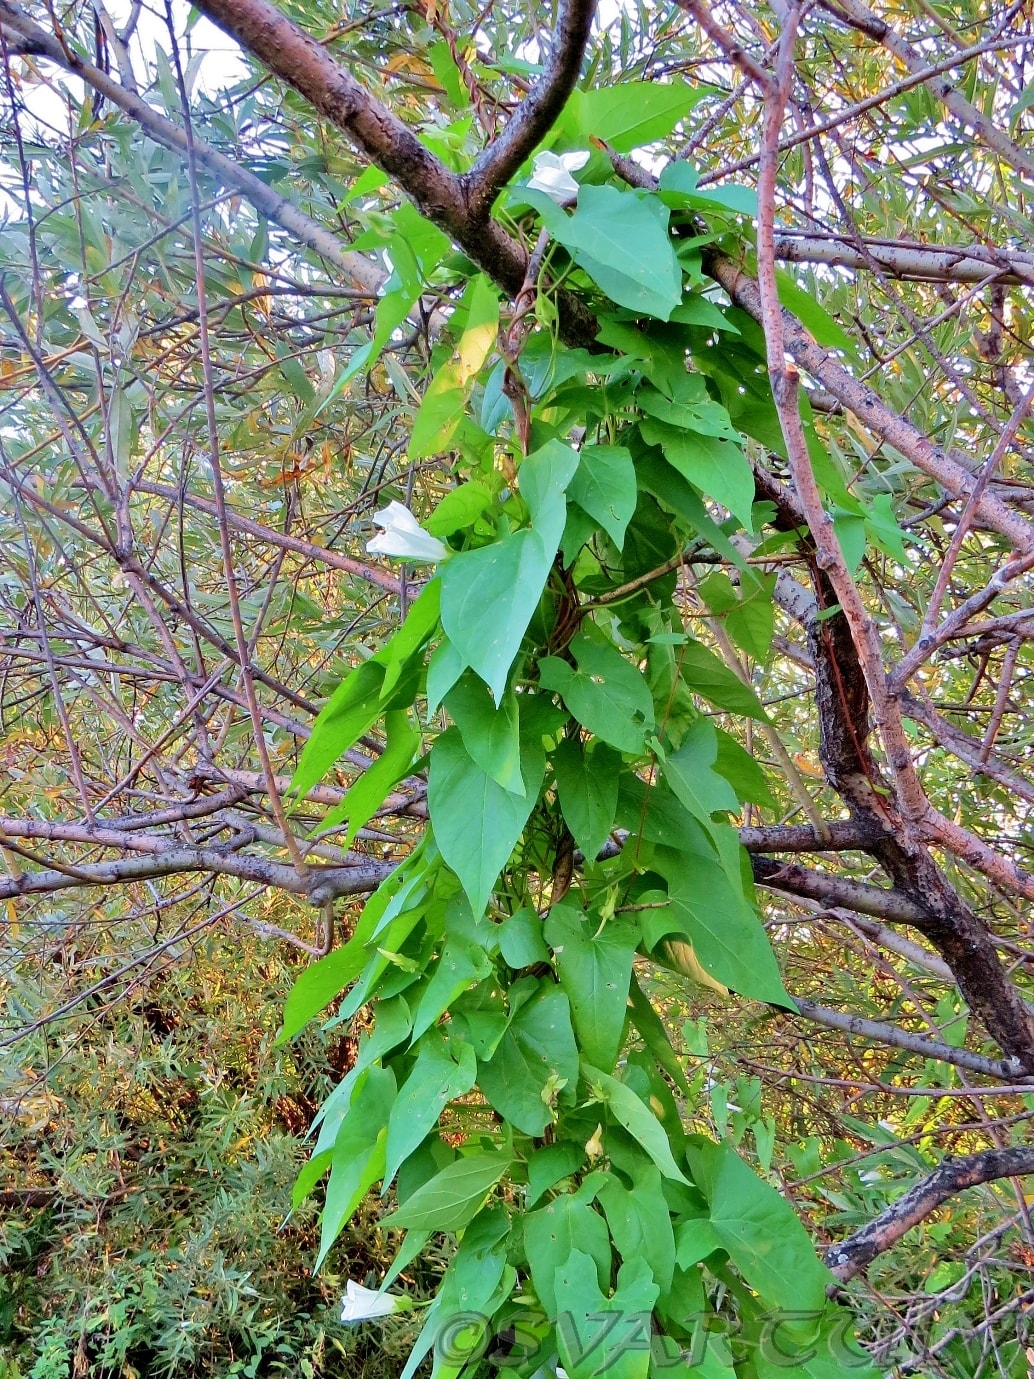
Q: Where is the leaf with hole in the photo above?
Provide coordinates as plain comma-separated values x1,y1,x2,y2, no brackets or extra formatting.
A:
384,1032,477,1187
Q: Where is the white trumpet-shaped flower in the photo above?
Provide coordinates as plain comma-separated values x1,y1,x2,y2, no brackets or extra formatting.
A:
340,1280,402,1324
367,501,450,562
527,150,590,204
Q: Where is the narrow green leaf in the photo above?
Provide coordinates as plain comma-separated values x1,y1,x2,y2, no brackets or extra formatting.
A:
319,710,420,846
384,1033,477,1187
384,1151,511,1231
583,1065,690,1183
107,387,137,477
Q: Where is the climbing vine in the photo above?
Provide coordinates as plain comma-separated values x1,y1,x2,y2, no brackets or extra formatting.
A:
285,122,887,1378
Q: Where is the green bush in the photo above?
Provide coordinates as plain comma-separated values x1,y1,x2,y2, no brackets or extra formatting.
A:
1,926,438,1378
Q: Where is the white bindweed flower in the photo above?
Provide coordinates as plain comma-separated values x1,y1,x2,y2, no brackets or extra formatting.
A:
367,501,450,562
527,150,590,204
340,1280,401,1324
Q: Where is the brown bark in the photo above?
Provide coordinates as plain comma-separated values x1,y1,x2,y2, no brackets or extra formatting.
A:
825,1147,1034,1281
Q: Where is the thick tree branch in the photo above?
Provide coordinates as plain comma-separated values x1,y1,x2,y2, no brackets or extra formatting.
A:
824,1147,1034,1281
0,817,871,906
773,233,1034,286
839,913,954,982
789,999,1032,1082
0,843,395,904
464,0,598,218
751,456,1034,1070
186,0,579,335
739,821,881,852
752,857,924,924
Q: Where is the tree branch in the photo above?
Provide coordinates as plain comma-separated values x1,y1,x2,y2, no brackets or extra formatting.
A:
0,837,395,904
609,149,1034,553
188,0,599,339
705,251,1034,553
901,688,1034,808
789,999,1031,1083
752,857,924,924
837,912,954,982
821,0,1034,186
739,821,881,852
773,233,1034,285
464,0,598,218
193,0,463,221
825,1147,1034,1281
